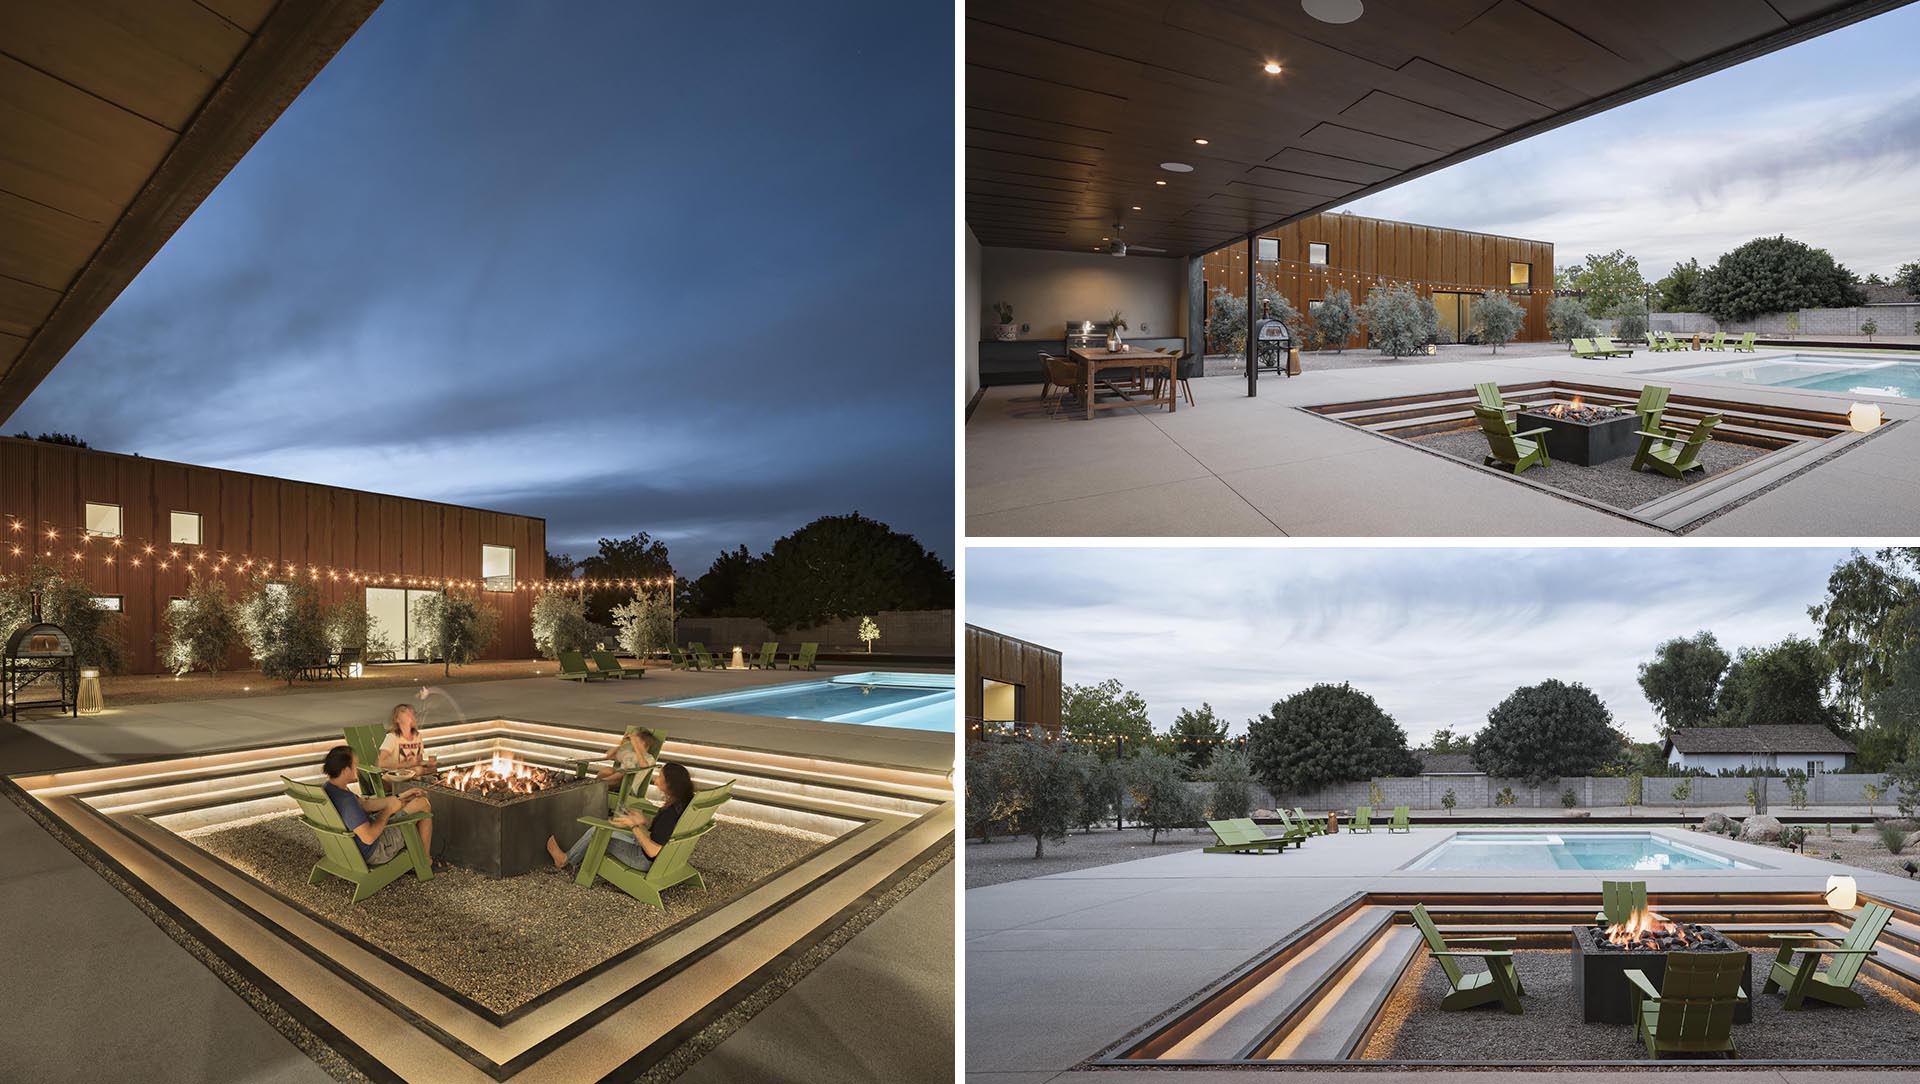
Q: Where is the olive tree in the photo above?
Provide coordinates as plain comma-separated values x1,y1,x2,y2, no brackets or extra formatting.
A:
1127,750,1198,843
611,590,674,658
0,560,126,673
966,742,1015,842
1312,289,1358,352
241,578,328,684
1546,296,1596,342
412,590,500,676
1358,284,1437,357
1205,746,1255,820
1003,740,1084,858
157,574,244,676
1472,291,1525,353
1610,296,1650,342
531,592,592,659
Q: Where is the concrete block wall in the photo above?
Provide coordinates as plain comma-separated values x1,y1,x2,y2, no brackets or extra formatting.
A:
675,609,953,656
1651,306,1920,337
1273,772,1892,811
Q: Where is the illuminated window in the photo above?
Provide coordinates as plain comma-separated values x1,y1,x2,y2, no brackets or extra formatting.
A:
1308,298,1324,315
982,679,1022,722
1510,262,1532,290
1256,237,1279,262
482,545,515,592
84,502,122,538
1309,242,1329,266
92,596,123,612
170,511,201,545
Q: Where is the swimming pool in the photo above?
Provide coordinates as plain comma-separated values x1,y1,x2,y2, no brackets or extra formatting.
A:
648,671,954,731
1665,353,1920,398
1406,832,1755,872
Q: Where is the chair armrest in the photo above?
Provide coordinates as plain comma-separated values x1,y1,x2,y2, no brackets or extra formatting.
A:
1428,949,1512,959
576,816,619,830
1448,936,1518,946
1786,946,1877,957
1765,933,1842,942
389,811,432,825
1635,430,1672,440
1621,968,1660,1001
1515,427,1552,438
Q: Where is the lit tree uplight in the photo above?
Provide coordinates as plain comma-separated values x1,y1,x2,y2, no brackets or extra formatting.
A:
858,615,880,654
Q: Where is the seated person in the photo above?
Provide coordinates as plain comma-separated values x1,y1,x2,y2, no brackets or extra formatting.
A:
322,745,433,864
546,762,693,872
377,703,438,780
594,726,660,786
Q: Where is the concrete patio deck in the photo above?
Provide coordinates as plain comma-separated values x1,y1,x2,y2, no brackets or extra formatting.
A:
965,824,1920,1083
0,663,954,1084
966,343,1920,537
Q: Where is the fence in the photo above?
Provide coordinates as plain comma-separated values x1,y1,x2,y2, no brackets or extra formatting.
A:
675,609,952,657
1648,305,1920,338
1269,772,1893,811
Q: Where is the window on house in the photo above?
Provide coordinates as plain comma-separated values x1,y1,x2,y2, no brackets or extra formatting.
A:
1308,242,1329,266
170,511,201,545
482,545,515,592
1256,237,1279,262
1510,262,1532,290
1308,298,1324,315
982,679,1022,722
92,596,123,612
85,502,123,538
1807,760,1826,775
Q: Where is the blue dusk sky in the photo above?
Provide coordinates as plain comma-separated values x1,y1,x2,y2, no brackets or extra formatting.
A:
966,547,1857,745
10,1,952,575
1340,3,1920,280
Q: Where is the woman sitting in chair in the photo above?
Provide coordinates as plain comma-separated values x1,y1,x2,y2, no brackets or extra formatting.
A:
594,727,659,785
377,703,438,780
545,761,692,872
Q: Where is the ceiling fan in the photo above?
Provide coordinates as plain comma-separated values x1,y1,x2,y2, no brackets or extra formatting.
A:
1105,222,1165,258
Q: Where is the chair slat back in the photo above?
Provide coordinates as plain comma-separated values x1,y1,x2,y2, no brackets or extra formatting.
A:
1637,385,1671,425
757,642,779,666
1596,337,1617,353
1672,414,1722,469
1409,904,1465,986
1473,406,1523,462
1354,805,1372,827
342,723,386,795
1272,808,1297,832
559,649,590,675
1601,880,1648,926
1651,951,1745,1042
796,642,819,666
1829,902,1893,987
1474,382,1504,412
1391,806,1410,826
283,776,370,874
647,779,735,885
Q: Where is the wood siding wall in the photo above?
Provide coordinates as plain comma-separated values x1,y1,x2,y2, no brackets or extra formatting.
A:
1200,212,1555,346
964,624,1061,732
0,438,544,673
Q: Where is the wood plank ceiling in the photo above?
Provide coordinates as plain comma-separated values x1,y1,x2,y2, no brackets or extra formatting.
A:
966,0,1910,257
0,0,380,421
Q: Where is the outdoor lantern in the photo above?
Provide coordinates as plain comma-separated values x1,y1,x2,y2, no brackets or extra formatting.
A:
347,661,364,678
1425,343,1438,355
1825,875,1858,910
1849,402,1882,432
77,668,102,716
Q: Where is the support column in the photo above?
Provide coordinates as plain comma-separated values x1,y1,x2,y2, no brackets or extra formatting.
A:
1244,235,1257,398
1186,254,1205,374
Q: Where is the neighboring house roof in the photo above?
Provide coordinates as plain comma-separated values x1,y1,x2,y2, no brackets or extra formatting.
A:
1862,284,1916,306
1419,752,1483,775
1663,725,1855,757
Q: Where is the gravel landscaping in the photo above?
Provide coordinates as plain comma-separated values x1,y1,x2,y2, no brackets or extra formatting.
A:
1411,426,1765,511
184,811,829,1013
1361,946,1920,1062
966,826,1208,889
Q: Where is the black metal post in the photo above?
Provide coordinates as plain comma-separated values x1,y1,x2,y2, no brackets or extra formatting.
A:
1245,235,1258,398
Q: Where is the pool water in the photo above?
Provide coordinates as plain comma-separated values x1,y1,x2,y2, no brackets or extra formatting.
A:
1406,832,1754,872
1668,353,1920,398
648,671,954,731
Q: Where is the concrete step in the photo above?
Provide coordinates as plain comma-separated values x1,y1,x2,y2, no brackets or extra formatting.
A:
1266,924,1422,1060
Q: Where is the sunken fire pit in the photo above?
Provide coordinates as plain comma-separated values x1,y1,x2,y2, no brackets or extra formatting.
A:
1517,399,1641,466
424,750,608,878
1570,910,1751,1024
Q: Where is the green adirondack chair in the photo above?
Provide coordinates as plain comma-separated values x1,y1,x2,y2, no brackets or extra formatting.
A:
747,641,779,669
1708,332,1728,350
688,642,726,670
1650,333,1674,352
570,727,670,814
1594,336,1634,357
342,723,389,798
573,780,734,908
1632,413,1722,479
1762,901,1892,1010
1388,806,1411,832
1292,807,1326,836
668,645,697,670
1352,805,1374,833
1732,331,1757,352
1622,385,1670,431
786,642,820,670
1472,406,1552,475
557,649,601,681
1597,880,1648,924
1410,903,1524,1013
1204,819,1293,854
591,649,643,679
1626,950,1746,1059
1474,381,1541,416
283,776,432,904
1269,808,1314,844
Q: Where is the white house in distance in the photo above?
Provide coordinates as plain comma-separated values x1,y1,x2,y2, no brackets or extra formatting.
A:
1664,725,1856,775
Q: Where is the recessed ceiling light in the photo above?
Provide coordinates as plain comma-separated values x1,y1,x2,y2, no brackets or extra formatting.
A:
1194,138,1210,145
1159,162,1194,173
1303,0,1364,24
1263,60,1283,74
1155,179,1167,186
1131,205,1142,211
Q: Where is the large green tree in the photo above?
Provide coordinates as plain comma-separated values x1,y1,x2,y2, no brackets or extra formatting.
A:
1061,678,1154,756
1472,680,1620,787
736,513,953,631
1168,702,1228,772
1712,636,1845,735
1126,750,1198,843
1637,631,1731,735
686,545,755,617
1809,548,1920,731
1697,235,1866,322
1427,726,1474,754
1653,258,1704,312
577,532,676,624
1245,683,1418,795
1895,260,1920,299
1560,249,1647,318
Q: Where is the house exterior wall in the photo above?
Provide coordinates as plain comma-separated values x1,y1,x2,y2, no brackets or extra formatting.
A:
1271,772,1889,811
1668,749,1849,774
964,624,1061,734
0,437,544,673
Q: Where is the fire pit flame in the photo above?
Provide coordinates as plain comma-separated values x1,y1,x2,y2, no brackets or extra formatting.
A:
437,750,560,799
1603,906,1692,950
1543,396,1620,423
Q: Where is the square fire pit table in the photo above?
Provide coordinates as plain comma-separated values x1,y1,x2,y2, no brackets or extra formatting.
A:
1516,406,1641,466
1569,924,1752,1024
424,759,608,878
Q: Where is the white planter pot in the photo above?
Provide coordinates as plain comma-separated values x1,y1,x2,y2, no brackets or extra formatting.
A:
991,323,1017,341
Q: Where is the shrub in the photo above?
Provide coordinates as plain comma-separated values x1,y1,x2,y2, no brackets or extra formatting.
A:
1358,284,1437,357
411,590,499,676
240,578,326,684
0,560,126,673
1495,786,1516,807
1610,296,1650,341
1862,317,1878,340
1781,825,1808,852
1864,782,1883,815
1671,778,1693,812
1368,781,1385,807
1876,821,1908,855
1561,787,1578,809
1313,289,1358,352
1127,750,1199,843
1472,291,1525,352
1076,753,1124,831
966,742,1015,842
1546,296,1596,342
1785,775,1809,810
611,590,674,659
1206,747,1255,820
157,574,244,676
531,592,592,659
1441,788,1457,815
323,596,387,660
1626,774,1643,814
1745,783,1758,812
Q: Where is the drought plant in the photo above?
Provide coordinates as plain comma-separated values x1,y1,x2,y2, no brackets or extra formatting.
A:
1781,826,1808,853
531,591,592,659
1495,786,1516,807
1358,284,1437,357
1876,821,1909,855
1745,783,1759,813
1472,291,1525,352
1786,774,1809,810
858,615,880,653
1441,787,1457,815
1561,787,1578,809
610,590,674,659
1546,296,1597,342
1626,774,1643,816
1864,782,1883,815
1671,777,1693,813
1367,780,1385,807
1127,750,1198,843
157,573,244,676
1610,296,1650,342
1863,317,1879,340
1313,289,1358,352
1785,312,1800,339
411,590,499,677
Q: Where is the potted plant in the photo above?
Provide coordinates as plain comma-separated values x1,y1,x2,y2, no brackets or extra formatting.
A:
990,302,1017,341
1107,310,1128,349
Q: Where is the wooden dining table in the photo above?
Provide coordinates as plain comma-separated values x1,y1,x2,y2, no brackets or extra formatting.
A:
1068,346,1177,419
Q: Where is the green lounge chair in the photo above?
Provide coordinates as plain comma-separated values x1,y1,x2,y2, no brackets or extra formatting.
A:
1621,385,1671,431
746,641,779,669
1474,381,1541,416
1763,901,1892,1010
1732,331,1757,352
1597,880,1648,925
1626,951,1746,1059
1410,903,1524,1014
558,649,602,682
1594,336,1634,357
1570,337,1604,358
1472,406,1552,475
1632,413,1721,479
1268,808,1314,844
688,642,726,670
1292,807,1326,836
1203,819,1294,854
591,650,643,680
573,780,734,908
342,722,390,798
1388,806,1411,833
1352,805,1373,833
786,642,820,670
283,776,432,904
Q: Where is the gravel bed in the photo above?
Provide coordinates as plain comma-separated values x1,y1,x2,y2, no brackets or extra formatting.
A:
1411,427,1764,512
966,826,1208,889
1706,823,1920,879
185,811,830,1013
1361,946,1920,1062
